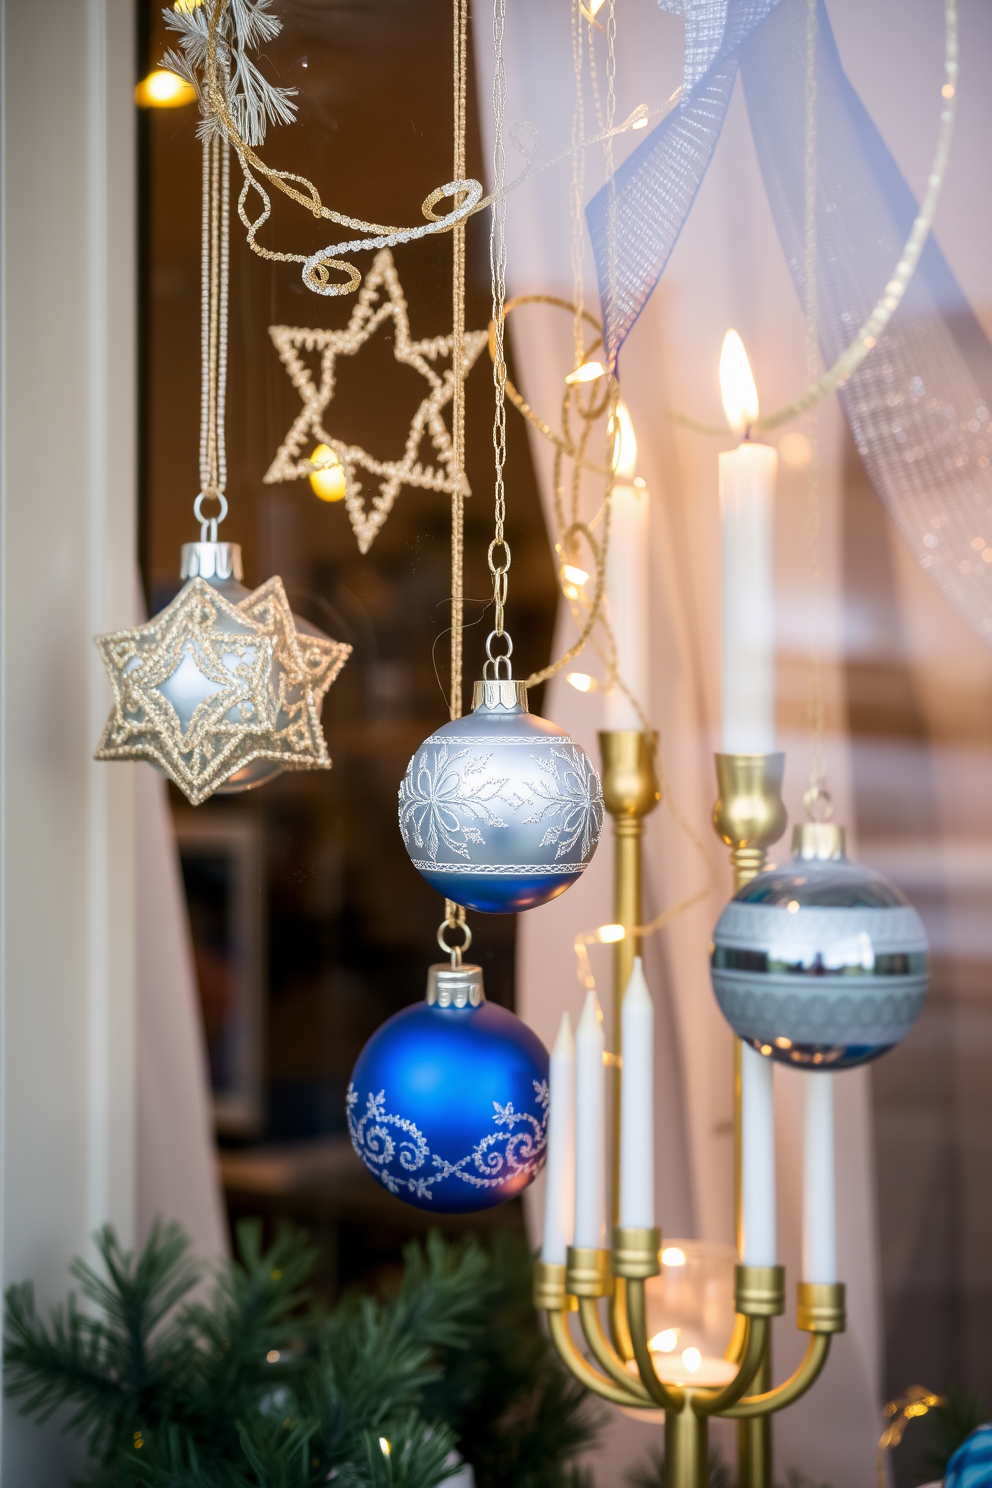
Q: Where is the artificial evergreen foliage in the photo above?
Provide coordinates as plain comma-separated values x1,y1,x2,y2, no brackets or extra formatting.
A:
4,1218,599,1488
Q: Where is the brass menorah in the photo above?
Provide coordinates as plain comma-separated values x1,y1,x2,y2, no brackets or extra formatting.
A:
533,734,846,1488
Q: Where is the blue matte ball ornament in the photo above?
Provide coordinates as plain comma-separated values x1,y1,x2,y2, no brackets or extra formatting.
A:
398,675,603,913
347,962,550,1213
946,1425,992,1488
710,823,929,1070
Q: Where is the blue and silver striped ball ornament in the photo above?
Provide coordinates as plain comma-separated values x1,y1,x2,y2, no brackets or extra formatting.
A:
710,823,929,1070
945,1424,992,1488
398,678,604,913
347,962,549,1213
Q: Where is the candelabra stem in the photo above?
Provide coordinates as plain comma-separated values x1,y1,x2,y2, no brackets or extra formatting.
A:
712,752,787,1488
664,1404,708,1488
598,730,660,1354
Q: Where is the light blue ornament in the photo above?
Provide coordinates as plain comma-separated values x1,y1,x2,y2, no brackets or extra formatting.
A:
347,961,549,1213
398,667,604,914
946,1424,992,1488
710,823,928,1070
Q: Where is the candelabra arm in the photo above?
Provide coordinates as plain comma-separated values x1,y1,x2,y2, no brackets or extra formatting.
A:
719,1333,831,1419
693,1316,769,1417
578,1297,654,1404
546,1308,653,1409
625,1277,688,1413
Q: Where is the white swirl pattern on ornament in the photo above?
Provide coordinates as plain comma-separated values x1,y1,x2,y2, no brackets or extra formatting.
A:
346,1081,549,1202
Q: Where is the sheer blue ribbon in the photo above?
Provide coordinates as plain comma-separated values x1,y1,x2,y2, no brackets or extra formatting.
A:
589,0,992,646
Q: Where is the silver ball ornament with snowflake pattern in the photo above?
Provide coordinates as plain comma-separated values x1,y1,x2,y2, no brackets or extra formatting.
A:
398,678,604,913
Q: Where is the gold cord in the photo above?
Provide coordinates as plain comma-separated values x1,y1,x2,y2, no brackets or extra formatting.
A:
802,0,830,821
450,0,469,720
445,0,471,937
198,128,230,530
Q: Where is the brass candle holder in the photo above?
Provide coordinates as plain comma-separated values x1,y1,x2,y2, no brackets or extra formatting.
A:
536,744,845,1488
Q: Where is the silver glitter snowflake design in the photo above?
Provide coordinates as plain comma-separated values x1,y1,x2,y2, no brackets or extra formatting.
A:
347,1080,549,1203
522,744,605,860
397,742,523,863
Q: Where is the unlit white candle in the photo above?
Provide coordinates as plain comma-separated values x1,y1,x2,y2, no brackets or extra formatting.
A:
719,440,777,753
802,1073,837,1283
741,1043,776,1265
573,990,607,1250
619,957,654,1228
604,481,650,732
541,1012,576,1265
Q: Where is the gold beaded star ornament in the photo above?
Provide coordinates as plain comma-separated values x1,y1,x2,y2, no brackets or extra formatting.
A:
96,11,350,806
265,248,488,554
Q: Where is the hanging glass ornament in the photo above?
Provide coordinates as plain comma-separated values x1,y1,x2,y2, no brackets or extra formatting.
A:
94,118,350,806
945,1425,992,1488
96,538,350,805
398,639,604,913
710,822,929,1070
348,947,549,1213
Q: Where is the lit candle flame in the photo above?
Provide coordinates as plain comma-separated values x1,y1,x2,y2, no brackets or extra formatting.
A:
681,1347,702,1374
612,401,638,481
661,1246,686,1266
649,1328,679,1354
719,330,759,440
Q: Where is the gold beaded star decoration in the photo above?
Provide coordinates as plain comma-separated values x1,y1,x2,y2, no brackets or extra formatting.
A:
264,247,488,553
95,575,351,806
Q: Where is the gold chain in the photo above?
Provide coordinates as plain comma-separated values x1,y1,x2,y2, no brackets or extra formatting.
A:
488,0,511,641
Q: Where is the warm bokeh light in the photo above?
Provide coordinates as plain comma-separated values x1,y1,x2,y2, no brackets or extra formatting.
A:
173,0,204,10
379,1438,391,1457
134,69,196,108
649,1328,679,1353
599,923,625,943
266,1349,280,1363
661,1246,687,1266
565,359,606,386
779,430,812,467
613,401,638,480
681,1347,702,1374
562,564,590,586
309,443,347,502
632,105,649,130
566,671,595,693
719,329,760,438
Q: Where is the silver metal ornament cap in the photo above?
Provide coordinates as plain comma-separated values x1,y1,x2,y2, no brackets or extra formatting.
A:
426,963,485,1008
792,822,846,860
472,679,529,711
181,542,244,583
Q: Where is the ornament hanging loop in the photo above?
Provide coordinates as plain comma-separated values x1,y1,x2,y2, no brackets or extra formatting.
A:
193,490,229,543
484,629,513,680
437,912,472,968
803,779,834,823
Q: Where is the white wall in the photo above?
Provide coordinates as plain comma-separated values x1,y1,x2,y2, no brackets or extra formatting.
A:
0,0,137,1479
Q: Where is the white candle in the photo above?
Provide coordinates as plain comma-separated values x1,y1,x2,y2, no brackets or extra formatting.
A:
573,990,607,1250
718,331,777,754
604,402,649,731
741,1043,776,1264
620,957,654,1228
802,1073,836,1283
541,1012,576,1265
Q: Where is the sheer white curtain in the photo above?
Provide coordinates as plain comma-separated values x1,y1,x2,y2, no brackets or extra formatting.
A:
477,3,881,1481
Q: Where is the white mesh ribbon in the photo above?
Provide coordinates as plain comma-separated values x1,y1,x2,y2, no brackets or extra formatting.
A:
589,0,992,649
